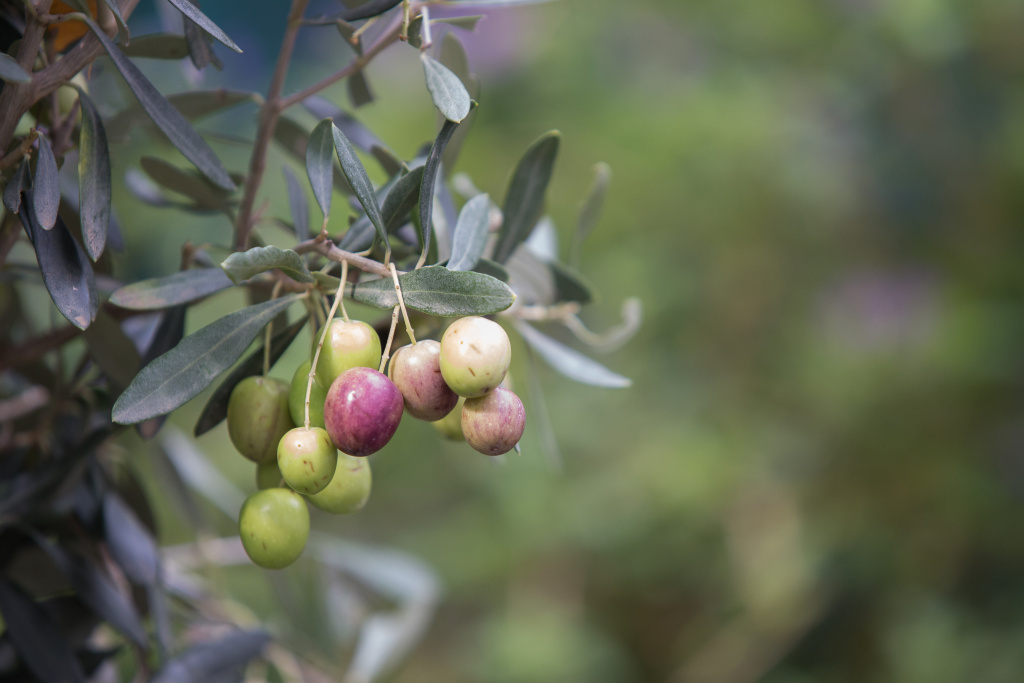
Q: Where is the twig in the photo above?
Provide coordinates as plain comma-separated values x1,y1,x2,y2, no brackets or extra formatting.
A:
294,237,393,278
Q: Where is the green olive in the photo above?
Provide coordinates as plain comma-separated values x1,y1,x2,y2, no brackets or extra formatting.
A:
277,427,338,495
306,452,372,515
227,376,293,463
238,488,310,569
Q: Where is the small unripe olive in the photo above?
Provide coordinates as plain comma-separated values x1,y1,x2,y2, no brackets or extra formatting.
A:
306,452,372,514
256,460,283,489
388,340,459,421
288,360,326,429
324,367,403,457
439,316,511,398
462,387,525,455
431,397,466,441
277,427,338,495
227,376,294,463
314,320,381,389
239,488,310,569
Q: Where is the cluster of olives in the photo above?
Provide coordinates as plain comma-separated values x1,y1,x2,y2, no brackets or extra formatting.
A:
230,315,525,569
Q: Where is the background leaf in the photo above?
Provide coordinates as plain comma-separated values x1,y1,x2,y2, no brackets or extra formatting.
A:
220,245,313,284
164,0,243,52
283,166,310,240
307,118,335,220
419,118,461,261
493,130,560,263
514,320,632,388
32,135,60,230
0,53,31,83
102,494,160,586
82,17,235,190
333,124,389,253
3,159,29,213
571,161,611,266
19,190,98,330
110,268,233,310
137,305,188,440
348,69,374,108
447,193,491,271
112,295,300,424
0,580,86,683
150,630,270,683
76,90,111,261
121,34,191,60
193,316,306,437
303,96,387,155
140,156,235,211
105,90,255,144
82,308,142,397
421,54,471,123
348,266,514,316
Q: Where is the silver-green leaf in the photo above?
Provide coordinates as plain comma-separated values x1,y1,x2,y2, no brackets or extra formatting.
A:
164,0,243,52
493,130,560,263
110,268,233,310
347,265,514,316
76,90,111,261
307,118,335,220
448,193,491,271
220,245,313,284
421,53,471,123
514,320,631,388
332,124,389,254
283,165,310,240
112,295,300,424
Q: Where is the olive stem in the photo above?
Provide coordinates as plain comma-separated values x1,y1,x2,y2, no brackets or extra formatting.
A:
379,306,400,374
306,276,346,429
339,260,351,323
263,281,284,376
388,262,416,345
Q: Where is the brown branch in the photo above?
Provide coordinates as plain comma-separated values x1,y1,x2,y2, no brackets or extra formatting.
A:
294,237,393,278
233,0,311,251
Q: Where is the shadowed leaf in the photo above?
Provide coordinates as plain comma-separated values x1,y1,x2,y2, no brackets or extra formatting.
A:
421,54,471,123
83,308,142,396
571,161,611,266
220,245,313,284
447,193,490,271
348,69,374,108
338,172,401,250
121,34,191,59
20,190,97,330
137,305,188,440
112,295,301,424
472,257,509,282
302,96,385,154
0,580,85,683
340,0,402,21
514,320,631,388
103,494,160,586
110,268,233,310
333,124,388,254
493,130,560,263
82,17,235,190
105,90,256,144
193,316,306,437
3,159,29,213
164,0,242,52
76,89,111,261
32,136,59,230
549,259,593,305
283,166,310,240
419,117,462,261
307,118,335,220
140,156,235,211
150,630,270,683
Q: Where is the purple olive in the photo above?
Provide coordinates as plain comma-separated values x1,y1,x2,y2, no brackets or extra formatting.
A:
388,340,459,421
324,367,403,456
461,387,525,456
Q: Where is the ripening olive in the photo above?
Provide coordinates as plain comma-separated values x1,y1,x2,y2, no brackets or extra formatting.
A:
439,317,511,398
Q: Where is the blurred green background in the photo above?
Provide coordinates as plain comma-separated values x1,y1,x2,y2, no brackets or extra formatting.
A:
95,0,1024,680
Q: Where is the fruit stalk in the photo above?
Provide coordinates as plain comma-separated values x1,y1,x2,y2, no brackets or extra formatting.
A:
306,274,347,429
389,262,416,345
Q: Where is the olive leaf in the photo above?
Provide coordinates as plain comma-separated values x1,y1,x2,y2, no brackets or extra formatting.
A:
307,118,335,220
81,16,235,190
339,0,403,21
220,245,314,284
150,630,270,683
303,96,386,154
338,172,402,251
347,266,514,316
419,117,461,263
105,89,256,144
447,193,491,271
0,580,86,683
283,165,310,240
571,161,611,266
193,316,306,437
140,156,235,211
514,320,631,388
493,130,560,263
110,268,233,310
421,54,471,123
32,135,60,230
333,124,389,254
349,69,374,108
164,0,243,53
0,52,31,83
3,159,29,213
121,34,191,60
112,295,301,424
76,89,111,261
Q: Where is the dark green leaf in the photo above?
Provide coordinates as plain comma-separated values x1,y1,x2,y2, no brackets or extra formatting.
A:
421,54,471,123
549,259,593,305
112,295,300,424
121,33,191,60
32,135,59,230
407,14,424,49
164,0,243,52
76,89,111,261
193,316,306,437
82,17,235,190
348,69,374,108
419,118,461,261
110,268,232,311
184,11,223,71
283,166,310,240
472,257,509,283
20,191,98,330
448,193,490,271
493,130,560,263
83,308,142,396
105,90,256,144
348,265,514,316
340,0,402,21
381,165,424,233
571,161,611,266
3,159,29,213
307,118,335,220
137,305,187,440
103,494,160,586
0,580,86,683
514,320,631,388
332,124,389,254
150,630,270,683
140,156,234,211
220,245,313,284
0,53,31,83
31,536,149,647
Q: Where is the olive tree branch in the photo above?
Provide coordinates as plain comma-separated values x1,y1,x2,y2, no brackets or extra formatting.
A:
294,237,394,278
